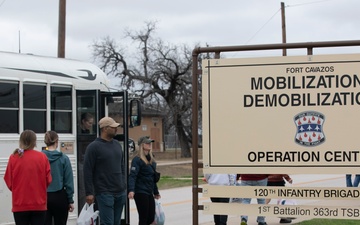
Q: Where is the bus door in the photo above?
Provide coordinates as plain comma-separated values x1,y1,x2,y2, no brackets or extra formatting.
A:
76,90,99,213
99,91,141,225
99,91,130,225
76,90,140,224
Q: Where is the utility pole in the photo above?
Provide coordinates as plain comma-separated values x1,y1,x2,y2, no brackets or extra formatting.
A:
58,0,66,58
281,2,287,56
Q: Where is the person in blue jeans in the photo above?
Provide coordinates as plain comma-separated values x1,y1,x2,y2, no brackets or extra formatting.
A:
84,117,126,225
239,174,268,225
346,174,360,187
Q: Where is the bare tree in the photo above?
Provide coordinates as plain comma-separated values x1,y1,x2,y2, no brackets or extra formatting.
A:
92,21,194,157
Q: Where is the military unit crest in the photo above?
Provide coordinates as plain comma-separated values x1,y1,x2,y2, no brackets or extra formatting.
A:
294,111,325,146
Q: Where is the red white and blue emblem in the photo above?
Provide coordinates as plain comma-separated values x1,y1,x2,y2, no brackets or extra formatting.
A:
294,111,325,147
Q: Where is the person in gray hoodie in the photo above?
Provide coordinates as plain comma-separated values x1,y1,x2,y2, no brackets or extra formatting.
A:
42,130,74,225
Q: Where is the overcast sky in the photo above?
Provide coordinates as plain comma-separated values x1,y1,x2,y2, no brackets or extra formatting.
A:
0,0,359,62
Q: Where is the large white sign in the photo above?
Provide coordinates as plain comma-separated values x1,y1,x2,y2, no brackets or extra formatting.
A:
202,54,360,174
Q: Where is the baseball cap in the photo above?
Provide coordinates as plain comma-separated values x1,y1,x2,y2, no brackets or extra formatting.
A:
138,136,154,145
99,117,120,128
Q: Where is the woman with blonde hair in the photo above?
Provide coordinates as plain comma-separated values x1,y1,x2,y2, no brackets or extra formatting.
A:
4,130,52,225
42,130,74,225
128,136,161,225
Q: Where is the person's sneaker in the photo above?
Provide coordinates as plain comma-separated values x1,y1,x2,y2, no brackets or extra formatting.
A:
258,222,267,225
240,219,247,225
280,218,292,223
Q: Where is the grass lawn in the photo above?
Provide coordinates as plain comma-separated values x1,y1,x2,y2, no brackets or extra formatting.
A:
295,219,360,224
156,161,202,189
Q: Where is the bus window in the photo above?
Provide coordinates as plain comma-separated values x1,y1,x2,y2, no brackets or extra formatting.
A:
23,83,46,133
52,111,72,133
51,86,72,133
0,81,19,133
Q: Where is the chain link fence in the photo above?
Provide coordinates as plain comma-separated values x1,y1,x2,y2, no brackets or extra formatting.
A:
164,134,202,150
164,134,181,149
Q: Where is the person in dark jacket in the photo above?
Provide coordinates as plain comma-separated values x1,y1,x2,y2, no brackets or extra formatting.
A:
84,117,126,225
128,136,161,225
42,130,74,225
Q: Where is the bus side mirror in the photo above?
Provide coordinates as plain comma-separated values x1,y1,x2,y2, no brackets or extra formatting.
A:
130,99,142,127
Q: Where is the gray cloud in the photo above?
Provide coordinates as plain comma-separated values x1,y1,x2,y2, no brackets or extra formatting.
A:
0,0,358,61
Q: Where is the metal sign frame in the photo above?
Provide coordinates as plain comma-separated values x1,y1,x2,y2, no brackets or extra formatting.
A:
191,40,360,225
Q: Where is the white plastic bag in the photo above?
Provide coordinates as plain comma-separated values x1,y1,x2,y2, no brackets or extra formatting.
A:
77,203,99,225
154,199,165,225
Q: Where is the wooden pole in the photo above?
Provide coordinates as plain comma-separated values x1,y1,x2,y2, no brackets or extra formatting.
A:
58,0,66,58
281,2,287,56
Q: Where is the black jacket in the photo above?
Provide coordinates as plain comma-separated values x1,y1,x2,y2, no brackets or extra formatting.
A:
128,156,159,195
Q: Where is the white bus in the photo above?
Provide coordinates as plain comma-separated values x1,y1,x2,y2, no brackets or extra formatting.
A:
0,51,140,225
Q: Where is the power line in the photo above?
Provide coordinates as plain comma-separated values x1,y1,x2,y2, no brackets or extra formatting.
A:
288,0,334,8
244,0,334,45
0,0,6,8
245,8,281,44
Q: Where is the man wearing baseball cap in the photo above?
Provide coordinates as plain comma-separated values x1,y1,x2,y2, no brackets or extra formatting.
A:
83,116,125,225
98,116,120,129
